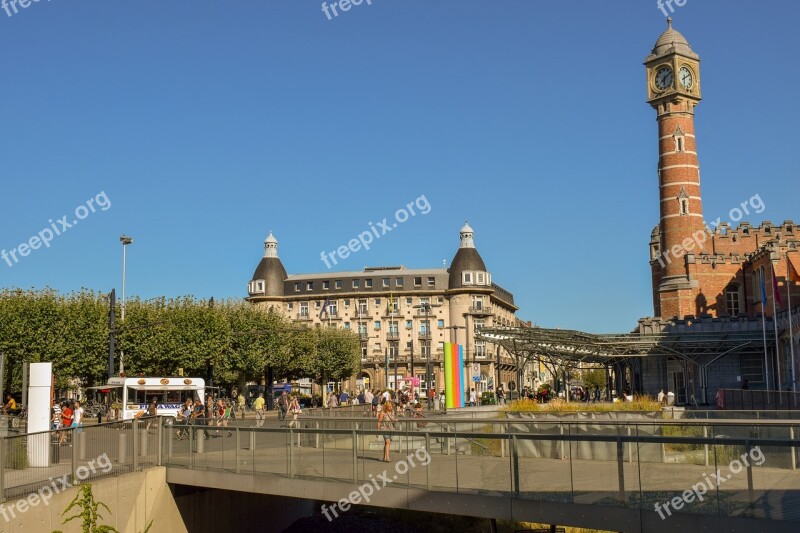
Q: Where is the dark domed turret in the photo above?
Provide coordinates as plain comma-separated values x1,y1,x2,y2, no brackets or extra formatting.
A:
448,222,491,289
249,232,287,297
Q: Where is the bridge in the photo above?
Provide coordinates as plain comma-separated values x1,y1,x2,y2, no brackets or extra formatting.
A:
1,409,798,532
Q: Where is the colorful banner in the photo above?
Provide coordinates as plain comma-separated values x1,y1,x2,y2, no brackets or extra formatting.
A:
444,342,465,408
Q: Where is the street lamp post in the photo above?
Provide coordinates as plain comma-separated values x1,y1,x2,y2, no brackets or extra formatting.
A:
119,235,132,374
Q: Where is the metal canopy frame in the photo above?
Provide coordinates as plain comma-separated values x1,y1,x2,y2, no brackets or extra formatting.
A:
475,326,772,365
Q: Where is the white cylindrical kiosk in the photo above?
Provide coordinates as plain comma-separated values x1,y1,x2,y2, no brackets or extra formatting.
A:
27,362,53,467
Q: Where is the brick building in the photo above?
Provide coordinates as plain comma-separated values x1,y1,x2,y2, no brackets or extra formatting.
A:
642,19,800,398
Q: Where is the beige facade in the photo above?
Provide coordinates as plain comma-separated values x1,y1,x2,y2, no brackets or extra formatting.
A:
247,224,524,399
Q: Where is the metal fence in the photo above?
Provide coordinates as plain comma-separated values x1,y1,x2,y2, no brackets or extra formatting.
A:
0,417,161,502
162,416,800,523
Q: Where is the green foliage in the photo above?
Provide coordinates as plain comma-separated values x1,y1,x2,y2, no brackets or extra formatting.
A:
6,437,28,470
53,483,118,533
581,368,606,390
0,289,364,393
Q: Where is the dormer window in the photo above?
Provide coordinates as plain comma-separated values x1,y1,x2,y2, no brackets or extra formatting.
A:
306,281,314,291
463,272,473,285
476,272,485,285
257,281,264,292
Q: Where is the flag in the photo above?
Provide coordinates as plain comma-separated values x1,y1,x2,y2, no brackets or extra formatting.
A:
386,292,393,315
760,271,767,306
772,264,783,307
319,298,330,319
789,256,800,283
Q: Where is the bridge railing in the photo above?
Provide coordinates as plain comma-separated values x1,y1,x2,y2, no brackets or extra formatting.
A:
161,417,800,523
0,417,162,503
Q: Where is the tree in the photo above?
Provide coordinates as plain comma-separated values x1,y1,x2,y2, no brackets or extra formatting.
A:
309,327,360,403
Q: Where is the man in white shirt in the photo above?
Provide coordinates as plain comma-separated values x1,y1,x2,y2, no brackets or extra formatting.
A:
72,401,85,432
364,389,374,406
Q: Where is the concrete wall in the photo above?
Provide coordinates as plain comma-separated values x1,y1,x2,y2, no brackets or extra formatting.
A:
0,467,185,533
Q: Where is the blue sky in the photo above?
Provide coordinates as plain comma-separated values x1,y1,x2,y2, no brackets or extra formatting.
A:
1,1,798,332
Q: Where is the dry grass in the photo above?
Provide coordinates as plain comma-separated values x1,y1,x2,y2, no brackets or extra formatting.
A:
506,396,662,413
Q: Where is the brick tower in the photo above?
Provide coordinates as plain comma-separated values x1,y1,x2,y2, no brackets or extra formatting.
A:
645,18,704,318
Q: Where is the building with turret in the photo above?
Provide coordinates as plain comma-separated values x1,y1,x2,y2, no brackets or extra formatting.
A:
642,19,800,398
247,224,525,396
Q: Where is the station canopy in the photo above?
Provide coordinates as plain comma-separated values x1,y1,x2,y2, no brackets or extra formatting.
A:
475,325,773,365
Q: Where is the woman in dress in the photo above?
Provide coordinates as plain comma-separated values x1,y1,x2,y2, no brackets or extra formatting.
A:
288,395,301,429
377,400,397,462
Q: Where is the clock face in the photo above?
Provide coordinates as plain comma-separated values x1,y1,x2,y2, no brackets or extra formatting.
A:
655,67,673,90
679,66,694,89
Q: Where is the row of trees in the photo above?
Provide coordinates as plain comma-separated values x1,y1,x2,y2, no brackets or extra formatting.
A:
0,289,361,394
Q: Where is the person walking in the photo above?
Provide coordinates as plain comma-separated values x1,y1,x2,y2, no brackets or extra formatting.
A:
59,402,73,446
288,395,301,429
176,400,192,440
277,391,290,421
253,393,266,427
469,388,477,407
237,392,246,419
377,400,397,462
72,401,85,433
327,392,339,409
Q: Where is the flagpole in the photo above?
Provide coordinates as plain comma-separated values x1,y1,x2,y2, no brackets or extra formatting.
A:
788,253,797,392
771,263,782,391
761,269,770,390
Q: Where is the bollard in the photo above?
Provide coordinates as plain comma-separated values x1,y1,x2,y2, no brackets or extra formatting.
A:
196,428,205,454
703,425,709,467
140,425,148,457
235,429,240,474
249,431,256,451
78,431,87,461
118,431,127,464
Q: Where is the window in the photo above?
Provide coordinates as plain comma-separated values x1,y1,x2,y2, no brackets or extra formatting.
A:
474,319,484,330
328,301,338,315
420,344,430,358
374,321,381,330
420,297,430,306
420,320,430,335
323,280,330,290
352,279,360,289
388,298,399,313
476,272,485,285
396,278,404,287
365,279,373,288
475,340,486,357
300,302,309,317
680,198,689,215
361,344,368,360
473,296,484,309
287,302,294,310
414,277,422,287
306,281,314,291
427,277,435,287
315,301,321,309
437,341,444,350
382,278,390,288
335,280,342,289
358,323,368,336
463,272,472,284
343,299,350,307
405,320,413,329
357,299,368,315
726,284,741,316
405,297,412,306
676,136,685,152
374,298,381,306
406,341,413,350
436,297,444,304
294,282,301,292
437,319,445,327
388,321,399,336
257,281,264,291
344,322,350,330
388,344,399,357
373,342,381,352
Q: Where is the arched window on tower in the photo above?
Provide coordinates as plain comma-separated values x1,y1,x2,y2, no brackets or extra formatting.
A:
725,283,741,316
680,198,689,215
675,136,685,152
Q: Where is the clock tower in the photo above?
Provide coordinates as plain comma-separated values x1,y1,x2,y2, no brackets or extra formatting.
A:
645,18,704,318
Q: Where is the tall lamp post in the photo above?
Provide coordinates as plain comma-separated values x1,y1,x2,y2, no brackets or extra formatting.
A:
119,235,133,373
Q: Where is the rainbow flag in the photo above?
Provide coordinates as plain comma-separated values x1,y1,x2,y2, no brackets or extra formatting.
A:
444,342,465,408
